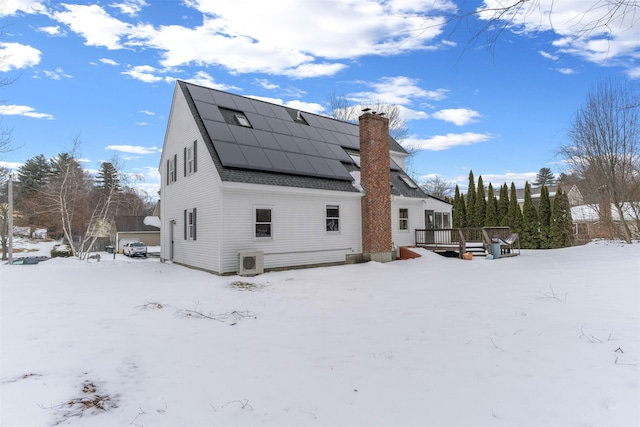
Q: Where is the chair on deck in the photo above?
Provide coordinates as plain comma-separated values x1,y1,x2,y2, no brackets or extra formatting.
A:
499,233,520,255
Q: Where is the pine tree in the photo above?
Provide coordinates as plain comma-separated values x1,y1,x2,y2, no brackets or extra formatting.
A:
533,167,556,187
538,185,552,248
16,154,52,197
507,182,523,233
521,182,540,249
474,175,486,227
95,162,121,192
465,170,476,228
485,182,498,226
550,187,574,248
498,183,509,226
452,185,466,228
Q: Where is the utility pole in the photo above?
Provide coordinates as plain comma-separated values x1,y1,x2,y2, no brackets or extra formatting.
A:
8,173,13,265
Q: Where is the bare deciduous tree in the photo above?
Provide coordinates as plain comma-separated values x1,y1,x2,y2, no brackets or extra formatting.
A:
421,175,454,200
328,92,408,142
561,78,640,243
446,0,640,53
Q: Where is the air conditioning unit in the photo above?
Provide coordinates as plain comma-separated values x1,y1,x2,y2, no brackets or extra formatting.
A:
238,251,264,276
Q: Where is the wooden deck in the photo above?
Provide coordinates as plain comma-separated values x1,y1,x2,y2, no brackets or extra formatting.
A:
415,227,520,259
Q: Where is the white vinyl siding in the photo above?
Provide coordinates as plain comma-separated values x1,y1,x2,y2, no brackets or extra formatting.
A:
391,199,424,248
160,86,223,273
220,185,362,273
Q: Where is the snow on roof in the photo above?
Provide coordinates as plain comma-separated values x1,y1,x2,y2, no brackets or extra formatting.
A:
143,216,161,229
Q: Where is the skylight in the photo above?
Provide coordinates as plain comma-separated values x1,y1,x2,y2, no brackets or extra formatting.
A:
400,175,418,189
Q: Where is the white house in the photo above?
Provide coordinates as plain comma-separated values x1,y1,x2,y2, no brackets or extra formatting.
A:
159,81,451,274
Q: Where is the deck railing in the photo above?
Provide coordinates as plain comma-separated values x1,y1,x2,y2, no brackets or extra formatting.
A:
415,227,512,258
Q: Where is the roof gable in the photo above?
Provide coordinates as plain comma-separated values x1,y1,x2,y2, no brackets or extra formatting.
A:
177,80,424,197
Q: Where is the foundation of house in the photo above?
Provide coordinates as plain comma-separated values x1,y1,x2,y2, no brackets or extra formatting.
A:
363,251,393,263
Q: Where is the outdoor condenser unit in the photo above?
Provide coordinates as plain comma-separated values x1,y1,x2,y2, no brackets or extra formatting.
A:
238,251,264,276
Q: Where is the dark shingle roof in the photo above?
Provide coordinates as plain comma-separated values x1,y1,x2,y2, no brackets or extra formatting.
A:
179,80,424,198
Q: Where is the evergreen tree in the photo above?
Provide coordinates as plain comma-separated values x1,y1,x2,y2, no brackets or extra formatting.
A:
452,185,466,228
474,175,486,227
550,187,574,248
521,182,540,248
533,167,556,187
538,185,552,248
485,183,498,226
507,182,523,233
95,162,121,192
16,154,52,197
465,170,476,228
498,183,509,226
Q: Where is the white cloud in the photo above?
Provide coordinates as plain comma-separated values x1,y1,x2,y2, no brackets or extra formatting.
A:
351,76,448,104
122,65,166,83
109,0,148,17
556,67,576,75
539,50,558,61
105,145,160,154
284,100,325,115
47,1,454,77
480,0,640,74
0,105,53,119
255,79,278,90
53,4,133,50
0,160,23,170
36,26,66,36
99,58,119,66
282,62,347,79
403,132,494,151
185,71,240,91
140,110,155,116
432,108,481,126
0,0,47,16
0,42,41,71
457,172,538,191
43,68,73,80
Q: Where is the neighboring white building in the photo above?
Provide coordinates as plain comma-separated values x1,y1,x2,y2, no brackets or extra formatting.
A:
159,81,450,274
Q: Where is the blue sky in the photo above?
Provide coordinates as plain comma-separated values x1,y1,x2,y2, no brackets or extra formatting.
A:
1,0,638,199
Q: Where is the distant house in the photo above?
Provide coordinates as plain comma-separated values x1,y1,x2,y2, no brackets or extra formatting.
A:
571,202,639,242
159,80,450,275
114,216,160,252
515,184,583,208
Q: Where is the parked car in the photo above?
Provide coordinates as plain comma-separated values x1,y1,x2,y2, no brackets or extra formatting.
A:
123,241,147,257
11,256,50,265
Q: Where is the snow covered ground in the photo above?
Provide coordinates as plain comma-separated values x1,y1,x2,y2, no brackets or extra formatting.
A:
1,240,638,427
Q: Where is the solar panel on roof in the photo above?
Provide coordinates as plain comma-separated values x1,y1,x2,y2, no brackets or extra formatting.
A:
274,134,300,153
253,129,282,150
194,101,225,122
210,91,237,109
264,149,296,173
302,126,323,141
264,117,290,135
203,120,236,143
268,104,293,121
214,141,248,167
325,158,354,180
244,112,271,131
286,152,316,175
188,86,214,103
239,145,273,170
293,137,320,156
311,140,337,159
229,126,260,147
230,95,257,114
253,101,277,118
306,156,335,178
327,144,353,162
284,120,310,138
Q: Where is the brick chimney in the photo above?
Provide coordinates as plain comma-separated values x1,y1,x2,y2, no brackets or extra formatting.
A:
359,112,393,263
